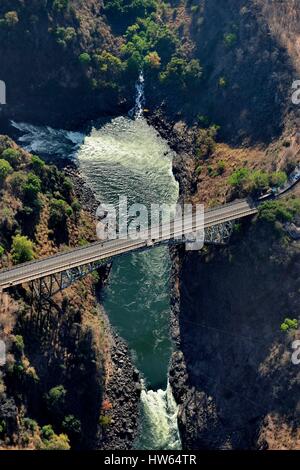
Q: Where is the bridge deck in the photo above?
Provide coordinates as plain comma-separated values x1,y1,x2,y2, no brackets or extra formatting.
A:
0,199,257,290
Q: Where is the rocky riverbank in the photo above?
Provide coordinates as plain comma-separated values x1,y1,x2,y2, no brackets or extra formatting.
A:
64,165,142,450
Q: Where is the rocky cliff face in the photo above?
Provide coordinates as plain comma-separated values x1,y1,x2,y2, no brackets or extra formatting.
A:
164,1,300,450
0,0,295,145
170,218,300,449
146,0,296,145
0,0,126,129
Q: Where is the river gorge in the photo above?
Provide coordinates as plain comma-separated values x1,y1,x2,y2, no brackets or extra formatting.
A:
10,78,182,450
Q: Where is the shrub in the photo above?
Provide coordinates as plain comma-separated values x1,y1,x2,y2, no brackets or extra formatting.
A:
14,335,24,353
102,399,113,411
228,168,250,188
195,126,219,159
0,159,12,182
23,418,38,433
122,17,178,72
104,0,157,22
224,32,237,47
229,169,287,196
0,245,4,258
99,415,112,426
52,0,69,12
31,155,45,174
46,385,67,414
71,199,81,213
41,424,55,440
218,76,227,88
7,171,28,198
26,366,39,383
22,173,41,203
197,114,210,127
11,235,35,264
246,170,270,196
93,51,124,88
195,165,202,175
280,318,298,332
94,51,123,74
0,420,6,435
49,199,73,227
160,56,203,89
62,415,81,435
43,433,70,450
144,51,161,68
79,52,91,65
258,199,300,225
2,148,22,169
216,160,226,175
62,177,73,199
270,171,287,188
54,27,76,48
191,5,199,13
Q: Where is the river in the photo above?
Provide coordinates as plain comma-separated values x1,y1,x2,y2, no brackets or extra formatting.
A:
10,75,181,450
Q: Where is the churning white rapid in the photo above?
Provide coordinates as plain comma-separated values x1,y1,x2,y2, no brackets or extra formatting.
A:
11,72,181,450
137,381,181,450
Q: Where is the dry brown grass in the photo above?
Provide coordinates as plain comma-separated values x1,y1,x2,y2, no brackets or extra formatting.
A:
255,0,300,73
192,143,265,206
259,413,300,450
191,129,300,207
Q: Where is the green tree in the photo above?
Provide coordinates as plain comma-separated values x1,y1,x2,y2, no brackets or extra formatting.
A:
280,318,298,332
43,433,70,450
62,415,81,435
228,168,250,188
0,159,12,183
41,424,55,440
46,385,67,414
224,32,237,47
195,126,219,159
0,245,4,258
219,76,227,88
270,171,287,188
93,51,124,90
144,51,161,68
53,0,69,12
31,155,45,175
71,199,81,214
22,173,41,203
11,235,35,264
14,335,24,353
2,148,22,169
122,17,177,72
160,56,202,89
7,171,28,198
258,199,300,225
23,418,38,433
246,170,270,196
79,52,91,65
50,199,73,225
54,27,76,48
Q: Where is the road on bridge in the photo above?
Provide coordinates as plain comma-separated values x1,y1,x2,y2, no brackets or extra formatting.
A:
0,199,258,291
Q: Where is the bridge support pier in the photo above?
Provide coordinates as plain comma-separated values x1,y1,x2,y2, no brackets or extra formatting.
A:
29,259,111,302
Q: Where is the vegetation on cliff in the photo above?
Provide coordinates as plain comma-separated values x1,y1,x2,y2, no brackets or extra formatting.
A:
0,136,108,450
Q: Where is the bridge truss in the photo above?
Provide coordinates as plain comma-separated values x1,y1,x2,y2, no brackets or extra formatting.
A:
30,259,111,303
29,220,236,302
204,220,235,245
